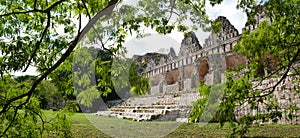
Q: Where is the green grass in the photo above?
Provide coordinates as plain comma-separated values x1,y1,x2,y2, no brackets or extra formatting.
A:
166,123,300,138
43,111,300,138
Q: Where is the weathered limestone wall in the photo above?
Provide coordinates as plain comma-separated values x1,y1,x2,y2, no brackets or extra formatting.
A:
197,59,209,81
150,74,164,86
165,69,180,85
102,12,300,124
235,77,300,124
225,53,247,69
148,53,230,94
163,82,180,94
205,54,226,85
230,8,300,124
183,78,192,90
140,14,300,124
183,64,194,79
150,85,159,95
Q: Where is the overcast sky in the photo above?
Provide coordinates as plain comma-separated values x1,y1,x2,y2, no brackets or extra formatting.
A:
124,0,247,58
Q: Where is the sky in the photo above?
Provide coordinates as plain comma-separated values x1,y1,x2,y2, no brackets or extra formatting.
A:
124,0,247,58
13,0,247,76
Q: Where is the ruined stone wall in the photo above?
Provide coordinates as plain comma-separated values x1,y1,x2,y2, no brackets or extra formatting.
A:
205,54,227,85
229,7,300,124
235,77,300,124
163,82,180,94
165,69,180,85
119,11,300,124
150,74,164,86
150,83,163,95
225,53,247,70
197,59,209,81
183,64,194,79
143,16,240,95
104,11,300,124
144,14,300,125
183,78,192,90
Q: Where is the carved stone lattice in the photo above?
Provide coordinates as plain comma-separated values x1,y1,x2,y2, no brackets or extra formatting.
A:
203,16,239,48
178,31,202,57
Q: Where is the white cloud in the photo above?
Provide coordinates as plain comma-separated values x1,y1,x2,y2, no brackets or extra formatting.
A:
125,34,181,58
13,66,38,76
205,0,247,33
124,0,247,57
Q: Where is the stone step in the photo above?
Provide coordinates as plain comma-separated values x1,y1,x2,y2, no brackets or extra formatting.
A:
109,107,179,114
115,112,162,121
98,93,199,122
110,104,179,109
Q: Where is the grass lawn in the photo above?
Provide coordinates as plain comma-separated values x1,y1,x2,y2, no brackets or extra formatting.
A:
44,111,300,138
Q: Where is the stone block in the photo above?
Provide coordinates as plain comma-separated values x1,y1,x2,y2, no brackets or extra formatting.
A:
163,82,179,94
151,86,160,95
184,78,192,90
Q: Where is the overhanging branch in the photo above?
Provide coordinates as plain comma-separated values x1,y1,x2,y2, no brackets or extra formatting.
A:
0,0,67,17
249,48,300,99
23,12,51,72
0,0,119,136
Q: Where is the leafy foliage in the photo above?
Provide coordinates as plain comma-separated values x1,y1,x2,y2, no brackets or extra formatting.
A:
0,75,75,137
0,0,117,136
216,0,300,136
129,61,150,95
190,1,299,136
73,47,150,107
36,80,64,110
190,83,211,122
2,0,294,137
190,82,224,123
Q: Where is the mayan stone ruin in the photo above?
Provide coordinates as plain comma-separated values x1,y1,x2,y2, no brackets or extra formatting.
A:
95,10,300,124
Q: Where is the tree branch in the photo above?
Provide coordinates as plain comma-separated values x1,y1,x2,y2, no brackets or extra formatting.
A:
249,48,300,99
23,12,51,72
252,65,285,89
1,107,18,137
0,0,67,17
78,13,82,34
167,0,176,22
0,9,44,17
34,0,38,10
81,0,92,20
27,107,45,137
77,2,82,35
44,0,67,13
0,1,119,136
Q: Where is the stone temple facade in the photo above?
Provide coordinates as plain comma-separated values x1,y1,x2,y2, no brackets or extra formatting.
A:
95,12,300,124
140,16,243,95
96,16,247,121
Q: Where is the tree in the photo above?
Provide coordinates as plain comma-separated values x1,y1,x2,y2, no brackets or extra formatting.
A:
0,75,74,137
190,82,226,123
35,80,64,110
189,0,299,136
49,53,75,101
72,46,150,109
217,0,300,136
1,0,285,137
0,0,119,136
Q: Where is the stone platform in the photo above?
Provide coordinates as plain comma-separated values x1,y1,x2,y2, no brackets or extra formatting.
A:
94,92,200,122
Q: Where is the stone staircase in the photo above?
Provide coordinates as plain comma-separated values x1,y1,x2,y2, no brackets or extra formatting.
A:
95,92,200,122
